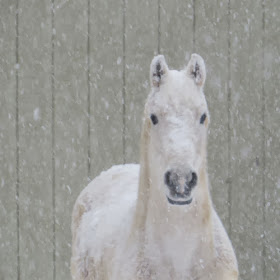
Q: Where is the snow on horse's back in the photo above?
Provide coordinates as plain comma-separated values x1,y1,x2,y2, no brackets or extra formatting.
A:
71,53,238,280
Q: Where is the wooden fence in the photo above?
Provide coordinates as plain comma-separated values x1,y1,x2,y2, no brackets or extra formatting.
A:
0,0,279,279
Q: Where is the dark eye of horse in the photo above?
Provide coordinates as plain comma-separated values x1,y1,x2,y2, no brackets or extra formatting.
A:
200,113,207,124
150,114,158,125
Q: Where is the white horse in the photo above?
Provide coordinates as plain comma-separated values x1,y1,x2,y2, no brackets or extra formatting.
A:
71,53,238,280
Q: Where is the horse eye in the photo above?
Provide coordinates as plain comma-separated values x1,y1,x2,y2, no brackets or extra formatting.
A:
200,113,207,124
150,114,158,125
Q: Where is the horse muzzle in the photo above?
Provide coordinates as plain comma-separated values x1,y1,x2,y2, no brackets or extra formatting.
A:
164,169,197,205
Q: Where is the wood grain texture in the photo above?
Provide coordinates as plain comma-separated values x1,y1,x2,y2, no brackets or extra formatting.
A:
264,0,280,278
124,0,158,163
54,0,88,279
89,0,124,179
0,1,279,279
195,0,231,231
160,0,193,69
0,1,17,279
17,0,53,279
230,1,264,279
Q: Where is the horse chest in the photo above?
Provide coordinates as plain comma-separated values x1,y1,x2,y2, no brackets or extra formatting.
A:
144,223,211,277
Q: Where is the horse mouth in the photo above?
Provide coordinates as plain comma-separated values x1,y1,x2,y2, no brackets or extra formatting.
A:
166,191,193,205
167,196,193,205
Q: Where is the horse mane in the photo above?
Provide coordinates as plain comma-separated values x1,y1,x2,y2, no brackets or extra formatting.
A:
130,111,151,234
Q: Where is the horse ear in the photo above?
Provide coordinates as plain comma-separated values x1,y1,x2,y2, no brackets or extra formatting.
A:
185,53,206,88
150,55,169,88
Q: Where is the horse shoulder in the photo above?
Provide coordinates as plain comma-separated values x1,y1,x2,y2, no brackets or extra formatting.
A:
212,209,239,279
72,164,139,227
71,164,140,280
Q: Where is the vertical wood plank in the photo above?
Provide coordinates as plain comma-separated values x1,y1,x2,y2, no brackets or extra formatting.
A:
230,1,264,279
125,0,158,163
195,1,231,231
160,0,193,69
54,0,88,279
264,0,280,278
0,2,17,279
0,2,279,280
89,0,124,178
18,0,53,279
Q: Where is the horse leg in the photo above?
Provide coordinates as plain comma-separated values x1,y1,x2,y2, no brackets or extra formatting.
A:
71,253,97,280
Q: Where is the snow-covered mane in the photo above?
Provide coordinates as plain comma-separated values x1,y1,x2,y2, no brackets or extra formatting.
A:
71,54,238,280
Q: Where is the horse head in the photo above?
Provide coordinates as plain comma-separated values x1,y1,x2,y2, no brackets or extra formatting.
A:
144,54,209,206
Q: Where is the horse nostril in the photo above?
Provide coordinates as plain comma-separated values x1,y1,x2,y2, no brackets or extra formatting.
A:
164,170,179,189
164,171,172,187
187,172,197,189
165,170,196,192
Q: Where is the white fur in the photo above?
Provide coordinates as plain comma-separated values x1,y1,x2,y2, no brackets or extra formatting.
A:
71,54,238,279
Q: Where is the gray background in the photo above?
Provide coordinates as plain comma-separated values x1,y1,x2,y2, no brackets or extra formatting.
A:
0,0,279,279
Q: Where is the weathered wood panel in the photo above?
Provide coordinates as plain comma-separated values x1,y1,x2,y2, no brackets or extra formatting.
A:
54,1,88,279
125,0,158,163
160,0,193,68
230,1,264,279
264,0,280,278
195,0,231,231
0,1,17,279
89,0,124,179
18,0,53,279
0,1,280,279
